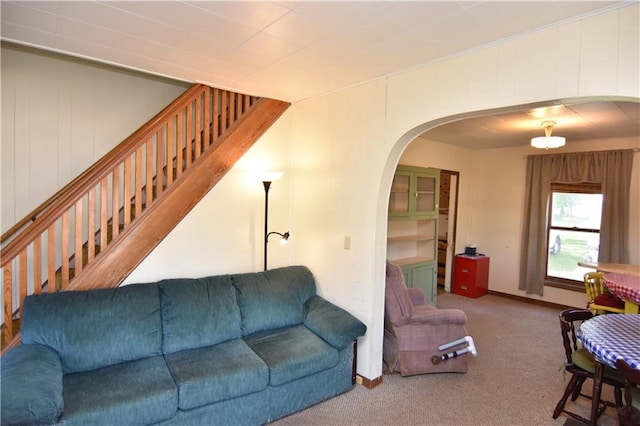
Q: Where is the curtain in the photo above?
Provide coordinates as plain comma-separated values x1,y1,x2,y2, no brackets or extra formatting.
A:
518,150,634,295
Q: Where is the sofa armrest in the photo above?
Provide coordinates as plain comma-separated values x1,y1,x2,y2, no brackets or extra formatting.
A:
1,344,63,426
408,305,467,326
304,295,367,349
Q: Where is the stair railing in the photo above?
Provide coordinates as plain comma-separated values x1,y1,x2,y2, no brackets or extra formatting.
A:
1,84,260,349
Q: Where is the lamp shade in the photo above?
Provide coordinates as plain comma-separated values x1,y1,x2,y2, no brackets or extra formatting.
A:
531,135,566,149
531,120,565,149
261,172,284,183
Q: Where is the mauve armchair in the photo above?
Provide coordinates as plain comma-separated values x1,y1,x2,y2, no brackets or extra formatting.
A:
383,261,468,376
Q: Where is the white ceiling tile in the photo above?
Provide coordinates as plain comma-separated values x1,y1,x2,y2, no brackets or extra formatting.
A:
55,17,120,50
1,21,56,47
185,1,290,31
5,1,62,15
237,31,300,60
376,1,465,27
2,0,637,146
261,9,324,47
1,2,59,34
103,1,257,46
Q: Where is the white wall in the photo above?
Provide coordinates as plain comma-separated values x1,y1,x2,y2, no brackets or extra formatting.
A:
3,5,638,383
1,43,190,233
122,109,295,282
286,5,639,380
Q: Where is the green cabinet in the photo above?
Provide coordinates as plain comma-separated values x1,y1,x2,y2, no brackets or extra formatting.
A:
389,166,439,219
401,262,437,305
388,165,439,306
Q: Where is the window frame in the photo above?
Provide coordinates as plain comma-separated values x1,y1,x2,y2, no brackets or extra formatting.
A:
544,182,602,292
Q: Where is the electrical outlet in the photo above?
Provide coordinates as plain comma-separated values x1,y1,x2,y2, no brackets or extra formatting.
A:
344,236,351,250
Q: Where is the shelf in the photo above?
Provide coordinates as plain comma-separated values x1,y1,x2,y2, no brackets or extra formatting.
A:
388,165,440,305
387,234,436,243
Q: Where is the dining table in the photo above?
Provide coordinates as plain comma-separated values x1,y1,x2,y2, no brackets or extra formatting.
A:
578,261,640,277
577,314,640,426
603,272,640,314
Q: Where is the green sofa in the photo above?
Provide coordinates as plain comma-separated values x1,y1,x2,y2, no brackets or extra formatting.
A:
1,266,366,425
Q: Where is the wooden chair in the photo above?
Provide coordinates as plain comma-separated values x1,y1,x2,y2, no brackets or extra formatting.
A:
616,358,640,426
584,272,625,315
552,309,623,424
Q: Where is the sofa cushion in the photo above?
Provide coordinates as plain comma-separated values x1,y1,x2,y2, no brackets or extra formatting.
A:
232,266,316,335
1,344,63,426
244,325,339,386
164,339,269,411
61,356,177,426
21,283,162,374
159,275,242,354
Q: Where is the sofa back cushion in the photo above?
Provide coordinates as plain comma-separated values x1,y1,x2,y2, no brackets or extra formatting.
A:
21,283,162,374
159,275,242,354
232,266,316,336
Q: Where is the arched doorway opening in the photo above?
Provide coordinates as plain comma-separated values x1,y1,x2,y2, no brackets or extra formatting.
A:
373,96,639,380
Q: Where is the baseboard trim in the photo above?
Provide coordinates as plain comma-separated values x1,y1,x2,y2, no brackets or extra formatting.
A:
487,289,574,311
356,374,383,389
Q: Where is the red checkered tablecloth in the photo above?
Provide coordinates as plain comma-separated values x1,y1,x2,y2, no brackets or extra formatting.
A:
577,314,640,370
604,272,640,305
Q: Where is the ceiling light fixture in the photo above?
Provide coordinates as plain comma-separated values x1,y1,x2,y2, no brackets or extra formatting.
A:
531,120,566,149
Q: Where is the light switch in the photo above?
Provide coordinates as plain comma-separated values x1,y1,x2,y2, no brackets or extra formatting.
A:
344,236,351,250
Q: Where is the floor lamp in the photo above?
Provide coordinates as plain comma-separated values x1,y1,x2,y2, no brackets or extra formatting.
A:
262,173,289,271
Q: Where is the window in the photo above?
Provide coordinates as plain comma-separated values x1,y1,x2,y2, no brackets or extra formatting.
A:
546,183,602,285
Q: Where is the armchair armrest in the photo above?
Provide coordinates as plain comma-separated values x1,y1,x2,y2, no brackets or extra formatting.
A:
1,344,63,426
407,288,426,306
408,306,467,326
304,295,367,349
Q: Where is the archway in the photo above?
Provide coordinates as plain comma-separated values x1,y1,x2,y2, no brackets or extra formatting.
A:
371,96,640,381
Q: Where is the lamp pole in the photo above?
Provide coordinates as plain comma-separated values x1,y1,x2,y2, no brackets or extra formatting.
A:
263,180,272,271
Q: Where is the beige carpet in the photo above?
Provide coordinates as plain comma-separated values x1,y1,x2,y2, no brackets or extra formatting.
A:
273,292,618,426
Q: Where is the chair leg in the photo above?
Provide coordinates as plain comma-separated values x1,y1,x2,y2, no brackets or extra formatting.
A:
572,376,587,401
553,374,581,419
614,385,623,408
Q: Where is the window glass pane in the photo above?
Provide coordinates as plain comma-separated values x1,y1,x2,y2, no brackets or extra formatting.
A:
547,229,599,281
551,193,603,229
547,191,602,282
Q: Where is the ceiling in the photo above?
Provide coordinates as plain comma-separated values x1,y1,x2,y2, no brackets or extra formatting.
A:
2,1,639,149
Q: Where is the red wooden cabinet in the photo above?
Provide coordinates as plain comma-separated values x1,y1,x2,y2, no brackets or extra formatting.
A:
453,254,489,298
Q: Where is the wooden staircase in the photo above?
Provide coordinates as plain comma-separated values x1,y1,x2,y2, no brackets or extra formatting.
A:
1,84,290,352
